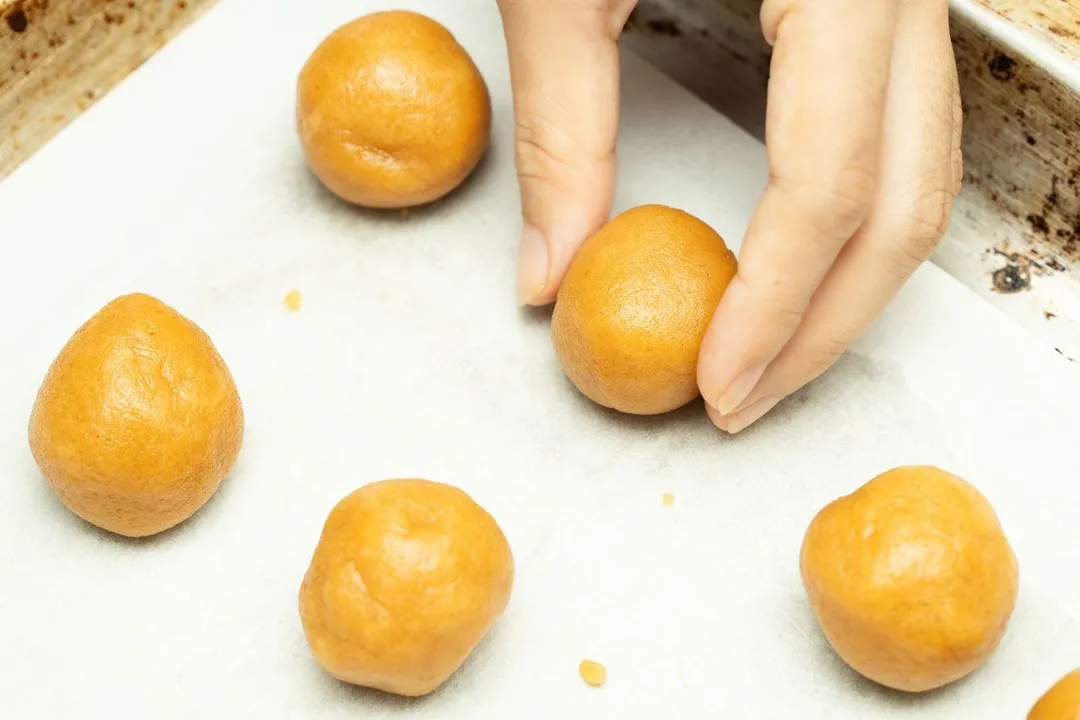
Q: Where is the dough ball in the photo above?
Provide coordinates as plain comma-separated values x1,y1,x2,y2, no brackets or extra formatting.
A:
800,465,1019,692
551,204,737,415
299,478,514,696
296,11,490,208
29,293,244,537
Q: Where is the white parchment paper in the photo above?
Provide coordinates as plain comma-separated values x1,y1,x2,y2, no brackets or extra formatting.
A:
1,1,1078,717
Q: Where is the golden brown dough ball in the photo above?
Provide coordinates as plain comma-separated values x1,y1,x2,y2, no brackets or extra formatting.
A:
551,205,738,415
299,478,514,696
29,293,244,537
801,466,1019,692
296,11,491,208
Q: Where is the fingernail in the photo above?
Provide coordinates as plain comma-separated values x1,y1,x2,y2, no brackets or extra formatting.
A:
705,402,731,432
516,225,549,305
714,363,767,416
723,395,780,434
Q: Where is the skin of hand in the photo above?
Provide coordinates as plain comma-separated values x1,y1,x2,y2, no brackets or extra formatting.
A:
497,0,963,433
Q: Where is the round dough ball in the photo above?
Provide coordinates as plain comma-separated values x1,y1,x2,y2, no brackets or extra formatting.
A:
1029,669,1080,720
551,204,738,415
800,466,1019,693
298,479,514,697
296,11,491,208
29,293,244,538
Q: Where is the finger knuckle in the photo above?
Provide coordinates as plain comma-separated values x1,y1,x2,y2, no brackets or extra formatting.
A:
779,164,877,244
810,165,877,230
951,95,965,194
743,277,808,327
914,187,957,240
951,145,965,196
890,187,959,274
513,115,573,187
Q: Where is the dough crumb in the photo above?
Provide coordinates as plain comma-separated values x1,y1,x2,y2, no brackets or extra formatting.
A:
284,289,303,312
662,493,675,506
579,659,606,687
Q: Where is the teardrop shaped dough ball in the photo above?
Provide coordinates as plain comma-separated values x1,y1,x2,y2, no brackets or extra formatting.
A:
801,466,1019,693
296,11,491,208
551,204,738,415
299,479,514,697
29,293,244,537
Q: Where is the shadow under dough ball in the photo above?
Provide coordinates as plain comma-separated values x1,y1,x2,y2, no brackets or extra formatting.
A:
296,10,491,209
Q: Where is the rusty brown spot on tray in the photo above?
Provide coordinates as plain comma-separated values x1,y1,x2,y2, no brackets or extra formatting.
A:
6,6,29,33
953,19,1080,278
990,248,1038,293
0,0,218,178
1049,24,1078,39
987,52,1017,81
992,262,1031,293
972,0,1080,59
1028,214,1051,234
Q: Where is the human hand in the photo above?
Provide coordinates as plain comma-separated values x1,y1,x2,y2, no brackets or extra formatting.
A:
497,0,962,432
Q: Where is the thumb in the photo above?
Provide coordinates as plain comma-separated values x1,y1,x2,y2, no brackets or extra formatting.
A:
497,0,630,305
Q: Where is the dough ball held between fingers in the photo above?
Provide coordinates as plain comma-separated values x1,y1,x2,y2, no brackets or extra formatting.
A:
552,205,738,415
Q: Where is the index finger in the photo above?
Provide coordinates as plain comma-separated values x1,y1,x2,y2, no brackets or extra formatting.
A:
697,0,897,416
